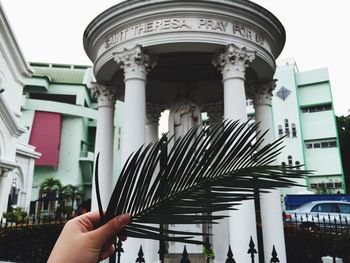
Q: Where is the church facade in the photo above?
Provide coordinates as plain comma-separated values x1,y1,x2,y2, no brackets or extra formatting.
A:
0,3,40,222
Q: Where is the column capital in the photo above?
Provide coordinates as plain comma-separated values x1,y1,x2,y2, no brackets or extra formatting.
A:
146,102,167,125
201,101,223,124
113,45,157,81
0,168,10,177
91,82,118,107
246,79,277,106
212,44,256,80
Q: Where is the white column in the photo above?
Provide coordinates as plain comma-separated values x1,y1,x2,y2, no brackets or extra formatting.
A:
202,102,229,262
114,45,156,165
146,103,164,143
0,170,10,219
91,83,117,211
249,80,287,263
145,103,164,263
25,158,36,213
114,45,158,263
212,44,258,263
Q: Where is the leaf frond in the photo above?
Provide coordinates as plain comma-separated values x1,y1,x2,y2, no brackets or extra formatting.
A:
95,120,310,243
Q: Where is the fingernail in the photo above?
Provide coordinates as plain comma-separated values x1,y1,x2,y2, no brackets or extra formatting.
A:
117,213,130,225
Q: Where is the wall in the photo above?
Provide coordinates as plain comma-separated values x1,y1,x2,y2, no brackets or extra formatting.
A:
296,67,344,193
301,110,337,140
272,63,307,193
31,117,84,196
0,6,39,219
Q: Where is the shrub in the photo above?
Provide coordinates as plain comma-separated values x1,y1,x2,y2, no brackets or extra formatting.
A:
2,207,28,222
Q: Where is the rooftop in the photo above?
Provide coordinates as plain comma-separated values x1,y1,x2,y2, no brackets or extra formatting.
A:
30,63,90,84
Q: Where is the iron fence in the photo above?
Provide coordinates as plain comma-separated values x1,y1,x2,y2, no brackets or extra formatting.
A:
283,212,349,236
283,213,350,263
0,215,349,263
0,217,66,263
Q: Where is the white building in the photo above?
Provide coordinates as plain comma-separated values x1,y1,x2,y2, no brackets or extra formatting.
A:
83,1,289,262
0,3,40,219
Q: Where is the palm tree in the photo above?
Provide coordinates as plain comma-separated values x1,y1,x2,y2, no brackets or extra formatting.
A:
62,184,84,217
95,120,310,244
39,178,62,218
336,115,350,192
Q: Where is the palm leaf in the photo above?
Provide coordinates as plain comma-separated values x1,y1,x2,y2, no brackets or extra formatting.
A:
95,120,310,244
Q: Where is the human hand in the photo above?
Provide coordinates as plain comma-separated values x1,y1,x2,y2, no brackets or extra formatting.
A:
48,211,131,263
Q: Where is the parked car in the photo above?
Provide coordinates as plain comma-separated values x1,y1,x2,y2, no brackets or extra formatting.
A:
284,200,350,230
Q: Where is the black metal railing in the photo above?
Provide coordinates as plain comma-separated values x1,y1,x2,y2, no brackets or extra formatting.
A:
116,238,278,263
284,213,350,263
1,214,349,263
284,212,350,236
0,216,66,262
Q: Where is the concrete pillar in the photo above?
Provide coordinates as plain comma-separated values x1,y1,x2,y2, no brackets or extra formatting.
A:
91,83,117,211
114,45,158,263
0,170,10,219
146,103,165,143
212,44,258,263
145,103,165,263
114,45,156,165
24,158,36,213
249,80,287,263
202,101,227,260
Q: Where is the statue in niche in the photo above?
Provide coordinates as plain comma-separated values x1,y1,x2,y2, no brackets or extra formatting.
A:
168,95,202,141
168,95,204,253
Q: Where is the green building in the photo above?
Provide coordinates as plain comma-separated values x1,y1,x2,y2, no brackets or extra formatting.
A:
247,58,345,194
19,63,97,214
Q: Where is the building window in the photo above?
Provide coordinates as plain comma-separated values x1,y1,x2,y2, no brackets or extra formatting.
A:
326,183,334,188
9,179,20,207
117,137,121,150
306,143,313,149
281,162,286,174
310,183,318,189
291,123,297,137
305,140,337,149
246,99,253,106
295,161,300,169
310,181,342,191
321,142,328,148
288,155,293,166
300,104,332,113
317,183,326,189
329,141,337,147
43,197,50,211
334,182,343,188
284,119,290,137
117,127,122,150
278,125,283,137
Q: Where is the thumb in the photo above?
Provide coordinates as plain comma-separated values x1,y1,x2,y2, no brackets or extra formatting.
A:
89,213,131,246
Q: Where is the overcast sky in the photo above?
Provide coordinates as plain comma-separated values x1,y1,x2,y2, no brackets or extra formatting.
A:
1,0,349,116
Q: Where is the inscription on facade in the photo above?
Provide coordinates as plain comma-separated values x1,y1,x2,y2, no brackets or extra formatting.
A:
104,17,265,49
